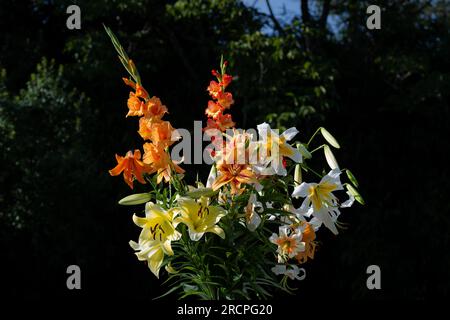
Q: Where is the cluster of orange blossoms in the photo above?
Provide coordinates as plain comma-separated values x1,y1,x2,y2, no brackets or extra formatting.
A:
203,63,258,195
103,25,364,294
109,77,184,188
204,63,235,133
210,132,258,195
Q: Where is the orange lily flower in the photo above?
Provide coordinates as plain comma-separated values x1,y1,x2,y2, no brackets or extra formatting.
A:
295,222,317,264
109,150,153,189
143,143,184,184
212,163,256,195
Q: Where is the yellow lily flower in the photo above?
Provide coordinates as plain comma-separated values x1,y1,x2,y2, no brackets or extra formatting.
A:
129,238,165,278
173,197,226,241
132,202,181,245
130,202,181,277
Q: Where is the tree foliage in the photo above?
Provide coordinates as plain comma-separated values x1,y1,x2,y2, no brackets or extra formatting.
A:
0,0,449,299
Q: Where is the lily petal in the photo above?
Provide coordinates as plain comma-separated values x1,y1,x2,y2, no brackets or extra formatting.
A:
292,182,311,198
282,127,299,141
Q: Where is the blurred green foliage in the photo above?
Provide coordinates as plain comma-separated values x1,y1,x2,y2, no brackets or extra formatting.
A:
0,58,86,229
0,0,449,299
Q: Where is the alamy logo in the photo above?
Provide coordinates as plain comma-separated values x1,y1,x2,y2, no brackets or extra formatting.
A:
366,265,381,290
366,5,381,30
66,5,81,30
166,122,298,177
66,265,81,290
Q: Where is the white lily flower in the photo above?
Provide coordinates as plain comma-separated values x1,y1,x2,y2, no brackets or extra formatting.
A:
341,191,355,208
206,165,217,188
256,122,302,176
291,168,345,235
269,226,305,262
245,193,263,231
271,264,306,280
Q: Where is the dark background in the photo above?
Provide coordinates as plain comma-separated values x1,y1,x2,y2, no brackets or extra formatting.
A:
0,0,448,300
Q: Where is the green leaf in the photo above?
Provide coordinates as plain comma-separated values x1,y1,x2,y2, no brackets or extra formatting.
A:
103,25,141,85
346,184,365,205
153,284,182,300
118,193,151,205
346,169,359,188
324,145,339,169
320,127,340,149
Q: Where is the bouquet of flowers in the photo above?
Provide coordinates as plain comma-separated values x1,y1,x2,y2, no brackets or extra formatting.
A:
106,27,364,300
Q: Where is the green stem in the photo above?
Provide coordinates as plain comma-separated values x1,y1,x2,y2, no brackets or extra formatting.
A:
301,164,322,178
309,144,326,154
306,127,321,147
180,228,216,300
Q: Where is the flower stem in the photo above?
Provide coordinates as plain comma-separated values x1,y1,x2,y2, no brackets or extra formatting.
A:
306,127,321,147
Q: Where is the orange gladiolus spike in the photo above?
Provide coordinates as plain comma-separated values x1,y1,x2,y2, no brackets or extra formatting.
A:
203,60,235,133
